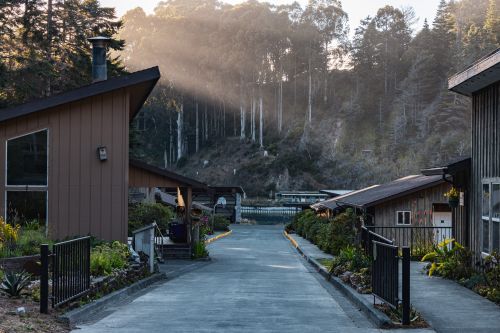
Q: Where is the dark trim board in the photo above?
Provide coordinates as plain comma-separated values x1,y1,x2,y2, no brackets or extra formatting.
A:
129,159,208,190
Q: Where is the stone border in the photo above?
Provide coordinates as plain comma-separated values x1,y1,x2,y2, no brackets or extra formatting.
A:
283,230,393,328
59,272,166,326
205,230,232,245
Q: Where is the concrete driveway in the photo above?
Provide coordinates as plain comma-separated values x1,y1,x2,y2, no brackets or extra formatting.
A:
74,225,388,333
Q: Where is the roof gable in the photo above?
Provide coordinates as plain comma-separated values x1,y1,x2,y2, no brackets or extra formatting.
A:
449,48,500,96
0,67,160,122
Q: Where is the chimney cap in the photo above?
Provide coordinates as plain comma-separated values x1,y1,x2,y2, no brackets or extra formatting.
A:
88,36,111,47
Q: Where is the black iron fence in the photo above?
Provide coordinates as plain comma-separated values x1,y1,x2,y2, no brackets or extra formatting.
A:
40,236,91,313
365,228,411,325
372,241,399,308
365,226,452,257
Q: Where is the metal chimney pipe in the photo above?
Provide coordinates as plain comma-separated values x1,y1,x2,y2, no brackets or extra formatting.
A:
88,36,111,82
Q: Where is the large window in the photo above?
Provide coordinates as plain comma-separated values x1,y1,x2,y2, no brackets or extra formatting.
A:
7,130,47,186
5,130,48,227
482,181,500,254
397,211,411,225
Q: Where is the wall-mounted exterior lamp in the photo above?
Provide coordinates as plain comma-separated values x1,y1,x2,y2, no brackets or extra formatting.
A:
97,146,107,161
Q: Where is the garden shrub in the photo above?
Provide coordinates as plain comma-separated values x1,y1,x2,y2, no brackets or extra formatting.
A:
466,252,500,304
192,242,209,259
128,202,174,235
90,241,130,276
16,228,51,256
421,239,473,280
211,214,230,231
291,209,357,256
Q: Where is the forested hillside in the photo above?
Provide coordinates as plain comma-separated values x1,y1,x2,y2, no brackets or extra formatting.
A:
1,0,499,197
121,0,498,196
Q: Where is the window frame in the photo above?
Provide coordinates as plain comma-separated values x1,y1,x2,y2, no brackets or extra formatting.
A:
481,178,500,256
4,129,49,231
5,128,49,188
396,210,412,226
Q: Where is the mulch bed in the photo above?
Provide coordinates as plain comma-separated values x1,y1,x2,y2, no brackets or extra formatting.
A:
0,296,70,333
374,303,429,329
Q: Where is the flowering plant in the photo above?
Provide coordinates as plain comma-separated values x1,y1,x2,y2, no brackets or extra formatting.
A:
444,187,459,200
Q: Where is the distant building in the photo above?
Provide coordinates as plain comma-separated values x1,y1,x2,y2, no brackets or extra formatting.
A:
275,191,329,207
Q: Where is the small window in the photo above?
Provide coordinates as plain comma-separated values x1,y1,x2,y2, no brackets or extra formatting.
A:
7,130,48,186
397,211,411,225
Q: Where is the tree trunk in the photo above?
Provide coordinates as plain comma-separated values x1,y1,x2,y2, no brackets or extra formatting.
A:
46,0,53,96
240,104,246,140
259,95,263,148
308,57,312,123
279,65,283,133
169,113,173,166
177,103,183,161
251,95,256,142
204,103,208,141
195,102,199,153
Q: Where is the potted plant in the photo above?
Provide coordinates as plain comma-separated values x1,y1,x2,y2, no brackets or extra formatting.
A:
444,187,460,208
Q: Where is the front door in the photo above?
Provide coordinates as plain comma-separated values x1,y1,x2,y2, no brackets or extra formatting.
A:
432,211,452,243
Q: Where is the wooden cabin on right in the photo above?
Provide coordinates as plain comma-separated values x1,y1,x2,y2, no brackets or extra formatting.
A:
448,48,500,259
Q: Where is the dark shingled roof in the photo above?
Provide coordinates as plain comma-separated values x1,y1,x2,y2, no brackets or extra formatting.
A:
0,66,160,122
321,175,444,209
129,159,208,190
311,185,378,211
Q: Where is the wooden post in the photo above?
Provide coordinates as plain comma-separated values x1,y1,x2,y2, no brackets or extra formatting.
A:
40,244,49,314
402,246,411,325
180,186,193,247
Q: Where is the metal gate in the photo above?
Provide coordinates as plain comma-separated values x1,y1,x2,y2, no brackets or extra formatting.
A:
40,236,91,313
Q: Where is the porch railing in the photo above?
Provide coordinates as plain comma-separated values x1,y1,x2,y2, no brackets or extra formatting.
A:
361,225,393,256
365,226,452,257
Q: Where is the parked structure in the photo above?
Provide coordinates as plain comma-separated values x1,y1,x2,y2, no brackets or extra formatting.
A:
448,48,500,258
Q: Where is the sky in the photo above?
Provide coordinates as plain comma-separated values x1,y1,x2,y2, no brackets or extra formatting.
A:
100,0,442,35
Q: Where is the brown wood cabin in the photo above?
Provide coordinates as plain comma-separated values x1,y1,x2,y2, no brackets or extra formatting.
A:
0,67,160,241
448,48,500,260
315,175,453,247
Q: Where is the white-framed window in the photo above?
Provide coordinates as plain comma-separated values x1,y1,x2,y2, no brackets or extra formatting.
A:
5,129,48,228
396,211,411,225
482,180,500,254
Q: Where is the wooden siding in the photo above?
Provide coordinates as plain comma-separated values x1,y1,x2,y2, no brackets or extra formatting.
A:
471,81,500,257
0,89,130,241
374,183,451,228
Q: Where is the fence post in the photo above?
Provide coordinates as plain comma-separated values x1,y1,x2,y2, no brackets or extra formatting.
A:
402,246,411,325
40,244,49,314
